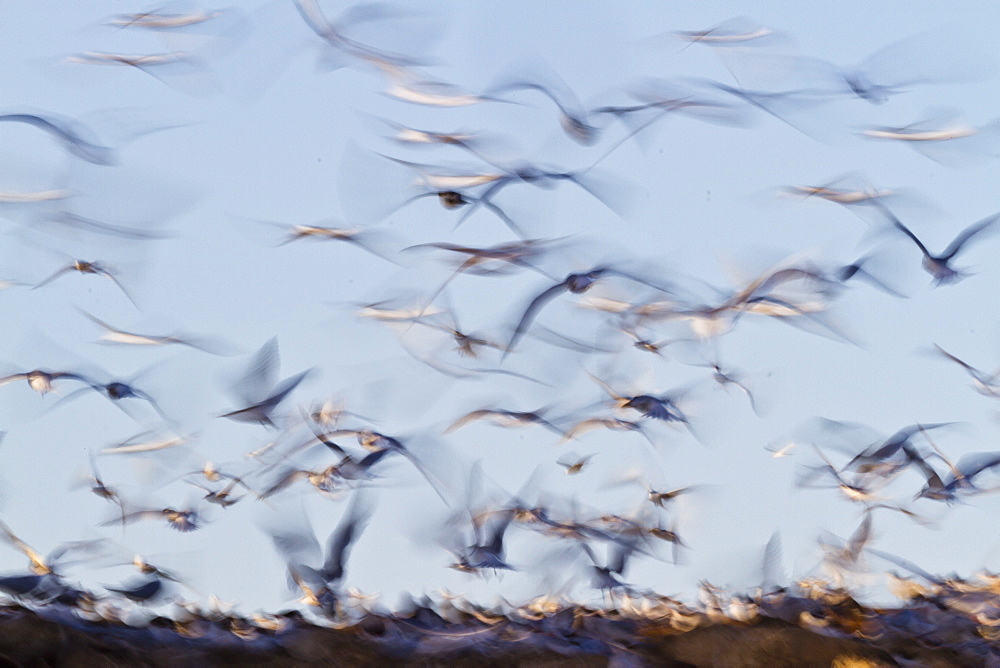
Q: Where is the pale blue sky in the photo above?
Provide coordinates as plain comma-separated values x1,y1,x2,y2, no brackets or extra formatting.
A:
0,1,998,614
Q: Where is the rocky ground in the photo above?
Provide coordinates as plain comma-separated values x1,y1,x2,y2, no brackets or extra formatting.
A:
1,590,998,667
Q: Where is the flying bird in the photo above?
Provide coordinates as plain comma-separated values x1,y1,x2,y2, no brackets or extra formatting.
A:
588,373,695,426
559,417,653,446
504,266,672,359
33,260,139,307
53,371,175,426
79,311,231,354
931,344,1000,400
883,207,999,285
220,338,313,427
556,453,594,475
0,369,93,396
446,407,564,436
486,58,599,144
103,507,200,532
673,17,779,49
267,489,375,608
110,9,224,30
0,520,106,577
0,112,115,165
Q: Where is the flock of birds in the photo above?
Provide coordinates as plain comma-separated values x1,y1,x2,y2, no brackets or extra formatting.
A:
1,1,1000,659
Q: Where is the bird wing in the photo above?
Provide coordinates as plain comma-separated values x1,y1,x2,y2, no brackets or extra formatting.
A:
315,434,348,458
108,578,162,601
586,372,625,401
504,280,570,358
600,267,674,294
267,504,321,567
483,509,514,555
608,538,637,575
0,374,28,386
867,548,941,584
452,176,513,232
238,337,280,404
761,532,784,592
445,410,493,433
260,368,313,410
357,447,393,471
957,452,1000,480
0,113,113,165
78,310,123,338
262,469,309,499
107,509,162,526
477,198,527,238
33,266,74,289
845,514,872,561
892,220,932,258
321,491,374,583
101,272,140,308
0,520,47,572
560,418,607,442
941,212,999,261
810,444,849,487
933,344,978,375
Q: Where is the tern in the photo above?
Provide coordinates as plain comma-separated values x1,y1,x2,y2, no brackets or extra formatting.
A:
79,311,230,354
504,267,672,359
932,344,1000,400
104,507,200,532
33,260,138,307
446,408,563,436
486,60,599,145
0,520,105,576
220,338,313,427
0,369,92,396
674,18,777,48
111,10,223,30
882,206,999,285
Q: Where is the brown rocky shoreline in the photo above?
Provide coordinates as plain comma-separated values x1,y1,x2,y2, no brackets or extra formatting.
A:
1,587,997,667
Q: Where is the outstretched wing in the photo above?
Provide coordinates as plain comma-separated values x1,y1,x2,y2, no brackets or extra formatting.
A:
941,212,999,261
504,281,571,359
238,337,280,404
321,491,374,584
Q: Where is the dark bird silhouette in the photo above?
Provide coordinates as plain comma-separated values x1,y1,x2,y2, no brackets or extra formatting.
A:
836,254,907,297
913,428,1000,502
53,369,175,426
105,577,164,603
268,489,375,607
588,374,695,427
444,467,517,574
297,491,375,591
580,538,638,594
882,206,999,285
317,428,451,504
220,338,312,427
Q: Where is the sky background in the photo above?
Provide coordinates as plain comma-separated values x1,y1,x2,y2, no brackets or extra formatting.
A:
0,0,999,616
